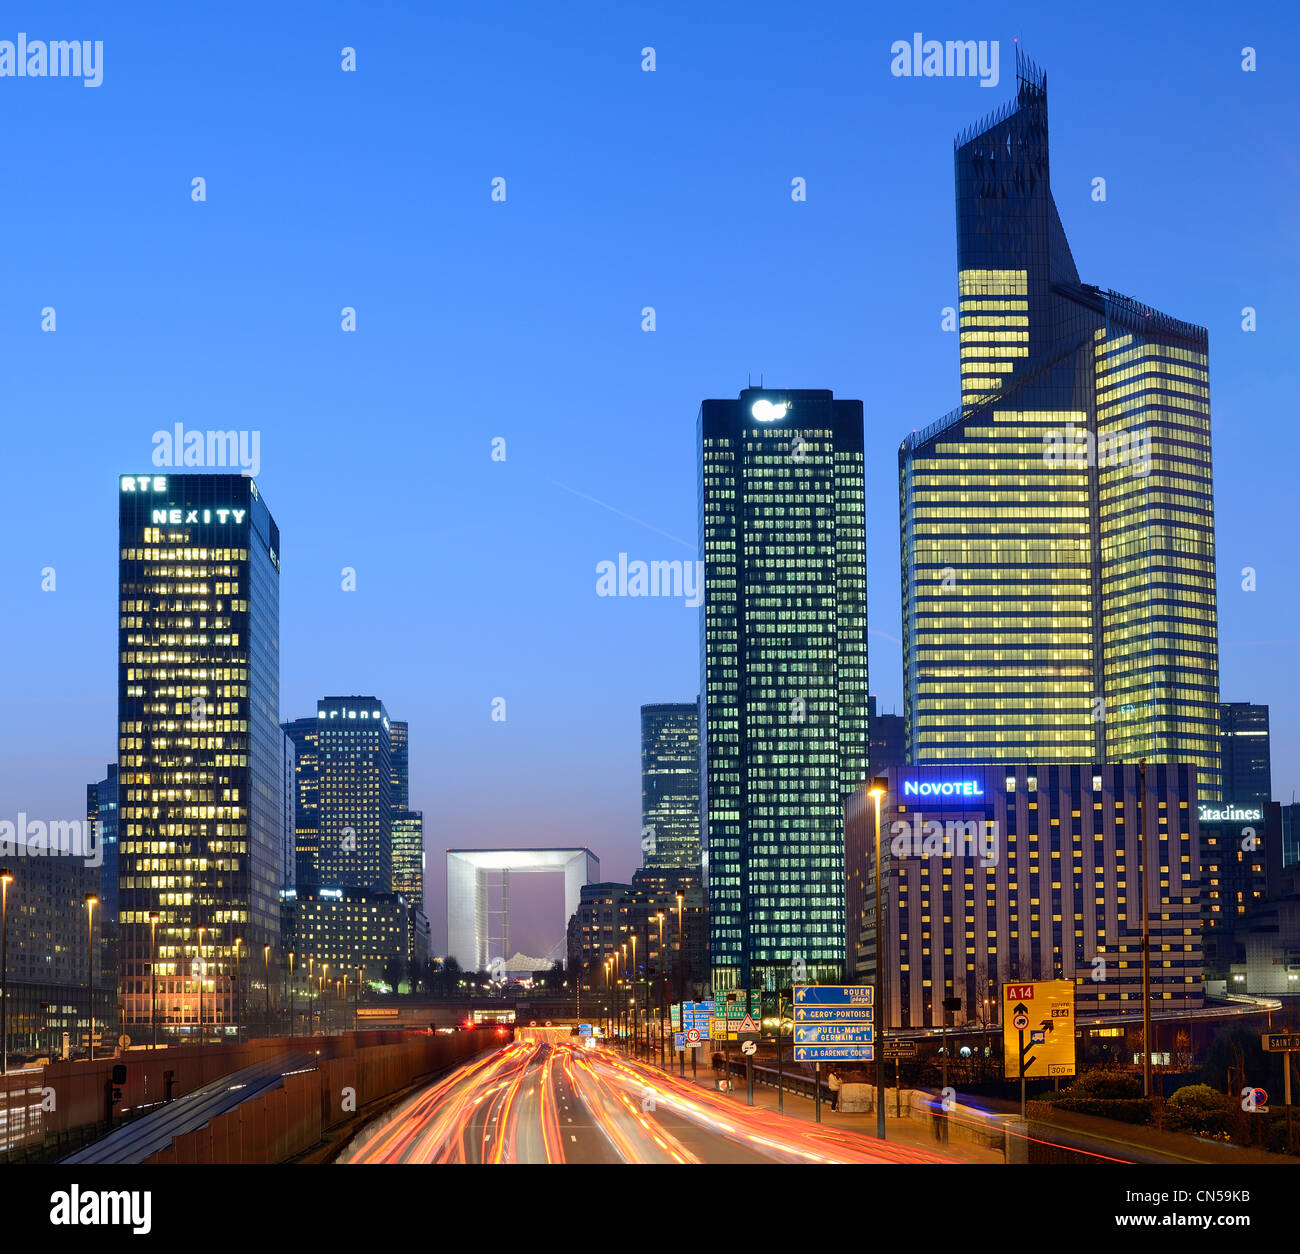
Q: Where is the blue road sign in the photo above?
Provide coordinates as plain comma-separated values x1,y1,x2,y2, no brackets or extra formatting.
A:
793,1026,874,1045
674,1032,686,1050
792,1005,874,1024
792,985,873,1007
578,1023,592,1037
793,1044,874,1063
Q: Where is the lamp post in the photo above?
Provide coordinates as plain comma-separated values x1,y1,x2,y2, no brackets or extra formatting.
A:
149,912,160,1049
676,891,685,1002
869,780,887,1141
657,912,666,1067
1139,759,1152,1099
355,966,362,1032
287,952,295,1037
264,944,271,1034
85,894,99,1061
196,925,206,1046
321,964,330,1035
620,943,628,1049
0,868,13,1075
233,937,242,1043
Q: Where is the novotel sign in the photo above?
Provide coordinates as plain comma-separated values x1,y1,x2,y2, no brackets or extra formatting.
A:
901,779,985,799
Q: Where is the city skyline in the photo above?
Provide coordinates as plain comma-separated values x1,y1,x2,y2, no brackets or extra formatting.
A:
2,7,1295,962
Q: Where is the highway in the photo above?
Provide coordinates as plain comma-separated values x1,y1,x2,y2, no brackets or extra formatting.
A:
341,1040,958,1165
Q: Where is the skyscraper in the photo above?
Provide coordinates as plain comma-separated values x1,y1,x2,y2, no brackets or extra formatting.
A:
313,696,393,893
699,386,868,990
282,715,319,885
640,701,701,870
868,695,906,774
1219,702,1271,805
390,720,410,810
117,473,283,1038
900,53,1219,794
392,809,425,905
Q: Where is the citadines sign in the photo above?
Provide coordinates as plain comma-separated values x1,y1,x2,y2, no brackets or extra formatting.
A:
901,779,985,799
1198,803,1264,823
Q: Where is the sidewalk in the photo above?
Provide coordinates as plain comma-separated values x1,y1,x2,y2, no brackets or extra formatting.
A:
621,1047,1005,1164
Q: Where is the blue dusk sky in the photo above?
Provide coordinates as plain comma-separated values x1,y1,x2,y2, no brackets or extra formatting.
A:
1,1,1295,956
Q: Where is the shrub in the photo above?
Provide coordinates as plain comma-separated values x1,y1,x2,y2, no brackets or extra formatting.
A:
1047,1096,1152,1124
1164,1084,1235,1137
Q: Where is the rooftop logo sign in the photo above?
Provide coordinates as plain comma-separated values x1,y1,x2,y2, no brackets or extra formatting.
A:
901,779,985,799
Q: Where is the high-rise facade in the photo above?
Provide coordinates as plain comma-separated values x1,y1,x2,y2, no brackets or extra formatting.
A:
117,473,283,1038
313,696,393,893
868,695,906,774
849,763,1203,1025
699,386,868,990
1218,703,1271,805
900,53,1219,794
282,715,319,885
640,701,701,870
390,720,410,810
392,809,425,905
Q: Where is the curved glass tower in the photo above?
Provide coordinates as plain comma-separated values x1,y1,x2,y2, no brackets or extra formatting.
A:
901,51,1219,794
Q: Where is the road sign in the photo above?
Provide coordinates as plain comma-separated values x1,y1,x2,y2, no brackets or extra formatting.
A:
793,1025,874,1045
791,987,877,1060
741,1040,757,1057
882,1040,917,1060
686,1027,701,1044
792,1006,874,1023
1003,980,1075,1079
1263,1034,1300,1052
794,1044,874,1063
578,1023,592,1038
674,1032,686,1050
736,1014,760,1035
792,985,873,1007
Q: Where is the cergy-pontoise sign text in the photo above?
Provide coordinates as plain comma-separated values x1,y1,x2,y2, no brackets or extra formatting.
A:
1198,803,1264,823
901,779,985,799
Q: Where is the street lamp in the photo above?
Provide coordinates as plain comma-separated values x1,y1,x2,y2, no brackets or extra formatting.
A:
0,868,13,1075
149,912,160,1049
676,891,685,1002
264,944,271,1033
196,925,207,1045
869,779,887,1141
233,937,242,1042
657,912,666,1066
85,894,99,1061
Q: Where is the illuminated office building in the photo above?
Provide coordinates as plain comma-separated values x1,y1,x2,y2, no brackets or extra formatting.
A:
699,386,868,990
390,720,410,810
117,473,283,1038
1218,703,1271,805
848,763,1203,1024
640,701,701,870
900,52,1219,792
282,716,319,885
1199,797,1282,973
313,696,393,893
392,809,425,905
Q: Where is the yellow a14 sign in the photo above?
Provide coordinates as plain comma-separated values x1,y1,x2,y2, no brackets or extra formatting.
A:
1003,980,1075,1079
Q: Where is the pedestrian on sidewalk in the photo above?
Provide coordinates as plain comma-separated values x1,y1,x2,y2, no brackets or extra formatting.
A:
828,1070,841,1112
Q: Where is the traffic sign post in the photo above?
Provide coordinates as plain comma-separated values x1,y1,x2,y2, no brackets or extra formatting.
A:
1003,981,1076,1119
1263,1034,1300,1150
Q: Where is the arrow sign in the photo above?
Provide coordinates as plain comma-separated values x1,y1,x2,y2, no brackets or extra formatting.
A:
793,985,873,1007
793,1044,874,1063
794,1026,874,1045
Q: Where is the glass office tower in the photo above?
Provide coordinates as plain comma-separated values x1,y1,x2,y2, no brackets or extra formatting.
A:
117,473,283,1038
901,52,1219,795
1218,702,1271,804
699,387,868,990
390,720,410,810
313,697,393,893
640,701,701,870
282,716,320,885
